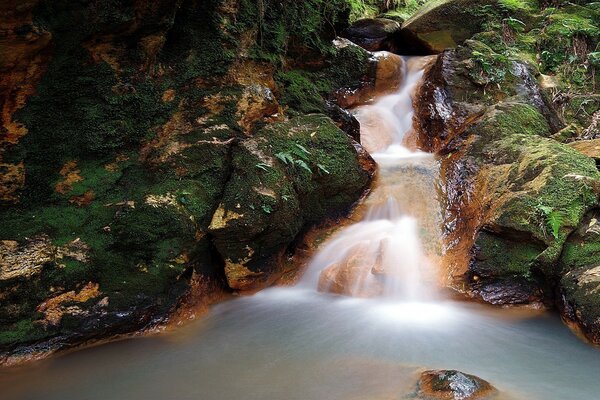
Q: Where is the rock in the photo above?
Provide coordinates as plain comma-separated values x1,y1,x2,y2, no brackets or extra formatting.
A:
416,370,498,400
235,84,280,134
414,43,600,313
208,115,374,291
341,18,401,52
0,0,52,204
317,242,384,297
0,1,374,362
558,210,600,344
569,138,600,160
330,40,405,109
324,101,361,141
401,0,498,53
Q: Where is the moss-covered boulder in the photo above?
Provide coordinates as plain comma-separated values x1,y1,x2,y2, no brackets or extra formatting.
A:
0,0,376,363
401,0,499,53
415,43,600,341
559,210,600,344
209,115,375,290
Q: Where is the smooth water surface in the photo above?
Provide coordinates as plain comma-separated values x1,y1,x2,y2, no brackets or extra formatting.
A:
2,291,600,400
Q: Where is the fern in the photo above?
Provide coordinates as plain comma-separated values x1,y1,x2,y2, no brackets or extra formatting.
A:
275,152,294,165
536,203,563,239
294,159,312,173
547,210,563,240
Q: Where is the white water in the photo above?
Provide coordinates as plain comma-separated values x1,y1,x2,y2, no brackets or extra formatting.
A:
301,56,441,301
3,56,600,400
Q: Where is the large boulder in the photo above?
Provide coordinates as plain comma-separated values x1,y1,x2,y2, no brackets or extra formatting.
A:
341,18,402,52
401,0,498,53
208,115,375,291
414,42,600,342
0,1,375,363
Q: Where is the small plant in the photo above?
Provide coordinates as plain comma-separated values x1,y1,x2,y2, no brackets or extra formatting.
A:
275,142,314,174
255,162,271,171
536,204,564,239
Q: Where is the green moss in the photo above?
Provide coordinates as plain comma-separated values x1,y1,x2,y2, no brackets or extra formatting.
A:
0,319,53,348
275,71,325,114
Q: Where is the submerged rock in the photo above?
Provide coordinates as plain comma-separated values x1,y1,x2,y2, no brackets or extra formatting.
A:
415,369,498,400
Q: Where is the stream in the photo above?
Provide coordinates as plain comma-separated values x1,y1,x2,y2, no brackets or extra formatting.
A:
2,56,600,400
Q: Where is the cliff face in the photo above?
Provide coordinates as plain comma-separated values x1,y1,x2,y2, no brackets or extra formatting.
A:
0,0,378,362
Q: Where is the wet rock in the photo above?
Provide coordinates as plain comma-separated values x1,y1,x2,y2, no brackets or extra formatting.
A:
341,18,401,52
414,43,600,316
416,369,498,400
330,39,405,109
324,101,361,141
317,242,384,297
402,0,498,53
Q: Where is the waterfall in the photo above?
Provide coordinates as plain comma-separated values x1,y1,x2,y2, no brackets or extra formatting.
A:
300,56,442,301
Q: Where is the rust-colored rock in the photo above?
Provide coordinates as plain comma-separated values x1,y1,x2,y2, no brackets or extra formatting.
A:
318,242,384,297
0,0,53,203
416,369,498,400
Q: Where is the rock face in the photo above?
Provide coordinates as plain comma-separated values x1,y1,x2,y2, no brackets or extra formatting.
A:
0,1,375,362
416,370,498,400
415,40,600,342
401,0,497,53
341,18,402,52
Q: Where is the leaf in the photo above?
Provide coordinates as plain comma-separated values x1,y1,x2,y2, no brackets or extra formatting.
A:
294,143,311,155
294,159,312,173
275,152,293,165
317,164,330,174
256,162,271,171
547,211,563,239
538,204,553,215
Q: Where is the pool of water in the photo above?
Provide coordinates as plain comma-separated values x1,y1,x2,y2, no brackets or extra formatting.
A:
2,288,600,400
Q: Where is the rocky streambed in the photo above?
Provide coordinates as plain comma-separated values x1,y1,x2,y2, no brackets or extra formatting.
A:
1,0,600,385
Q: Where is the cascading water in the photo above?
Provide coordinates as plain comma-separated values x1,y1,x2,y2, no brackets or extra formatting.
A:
4,55,600,400
300,56,442,301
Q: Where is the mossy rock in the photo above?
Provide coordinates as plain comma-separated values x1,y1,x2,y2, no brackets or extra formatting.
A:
401,0,499,53
460,103,600,301
559,210,600,344
208,114,373,290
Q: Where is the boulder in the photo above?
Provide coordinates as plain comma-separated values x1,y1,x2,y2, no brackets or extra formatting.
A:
317,242,385,297
330,39,405,109
208,115,375,291
401,0,497,53
558,210,600,344
415,369,498,400
414,42,600,335
341,18,401,52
